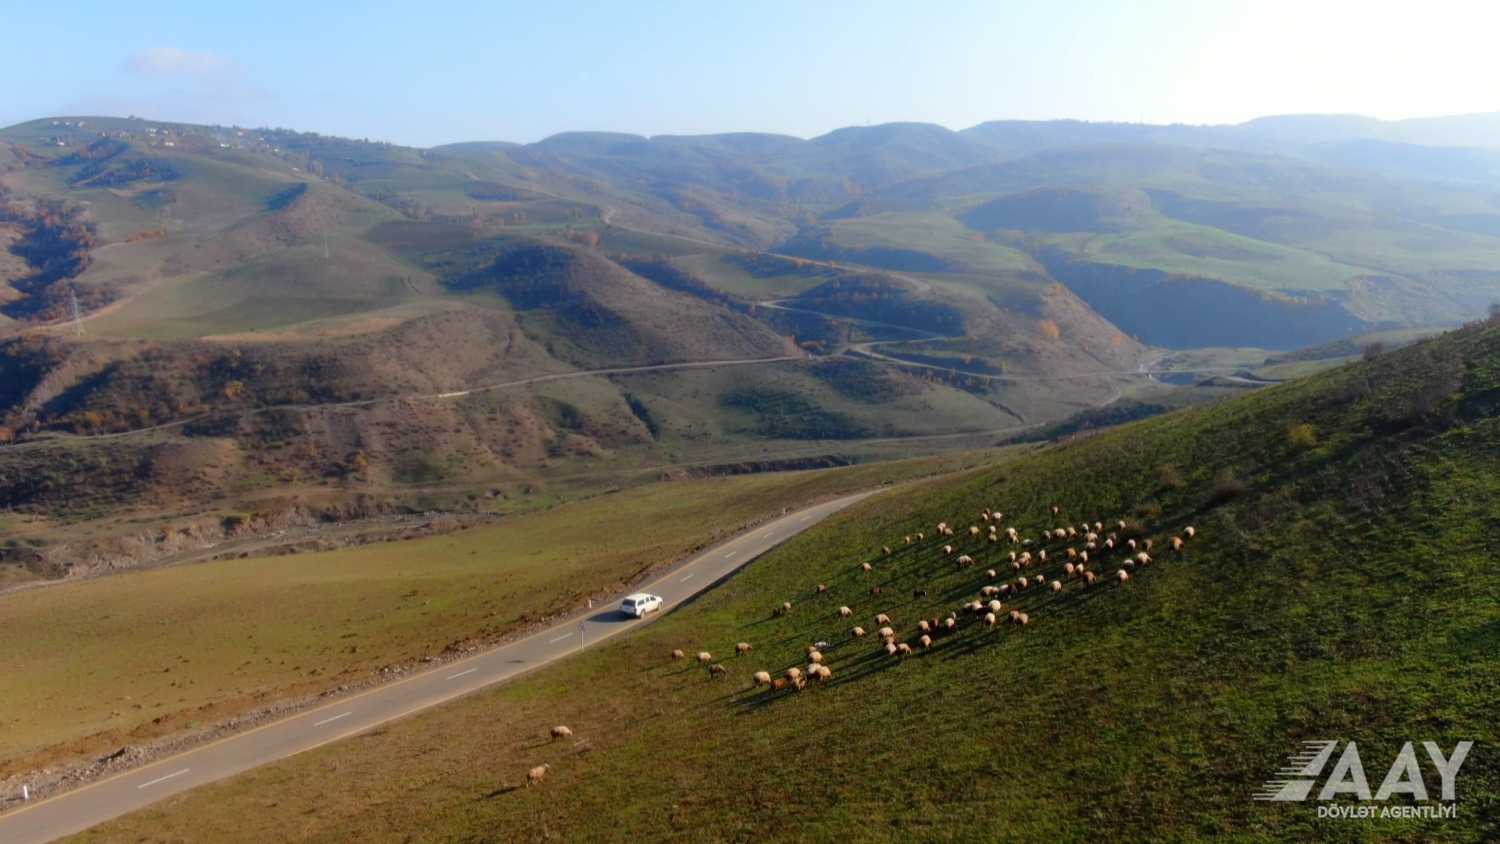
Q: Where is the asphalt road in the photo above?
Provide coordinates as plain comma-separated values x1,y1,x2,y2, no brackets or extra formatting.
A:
0,490,881,843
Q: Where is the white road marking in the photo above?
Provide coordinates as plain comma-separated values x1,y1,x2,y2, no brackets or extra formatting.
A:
136,768,189,789
679,572,695,582
722,551,735,559
800,515,811,522
313,712,352,727
548,634,571,644
446,668,478,680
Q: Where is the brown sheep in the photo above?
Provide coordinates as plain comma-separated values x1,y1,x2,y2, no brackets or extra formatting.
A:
527,763,552,786
851,626,867,638
697,651,713,663
550,725,573,740
753,670,772,686
735,642,752,655
771,677,788,691
839,606,853,618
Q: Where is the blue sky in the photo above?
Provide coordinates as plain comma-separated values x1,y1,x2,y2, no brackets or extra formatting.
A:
3,0,1495,146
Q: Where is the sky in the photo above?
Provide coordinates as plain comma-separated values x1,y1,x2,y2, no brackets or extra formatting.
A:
2,0,1496,147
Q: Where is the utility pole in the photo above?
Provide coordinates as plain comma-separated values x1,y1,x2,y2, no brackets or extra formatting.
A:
68,284,84,336
578,620,585,650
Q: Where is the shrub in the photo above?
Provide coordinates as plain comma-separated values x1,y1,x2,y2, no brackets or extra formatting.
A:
1286,422,1318,451
1209,468,1246,505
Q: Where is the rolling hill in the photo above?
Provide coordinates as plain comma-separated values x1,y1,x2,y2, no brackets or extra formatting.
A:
78,314,1500,843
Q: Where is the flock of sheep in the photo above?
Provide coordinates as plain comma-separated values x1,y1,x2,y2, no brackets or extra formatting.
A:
523,504,1201,786
677,505,1199,695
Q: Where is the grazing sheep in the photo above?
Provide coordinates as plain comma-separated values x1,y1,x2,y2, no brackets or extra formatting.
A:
970,526,982,538
1185,526,1197,539
808,650,823,664
1017,612,1030,626
771,677,788,691
1144,538,1154,552
1085,571,1098,585
985,612,998,627
905,535,913,545
875,612,891,625
1067,526,1078,538
816,584,828,593
839,606,853,618
869,586,883,595
1039,550,1048,563
813,664,832,682
943,617,957,631
897,643,913,656
1009,609,1020,621
1136,552,1151,566
981,585,998,597
918,620,932,633
697,651,713,663
1033,575,1046,587
1042,529,1053,541
862,562,873,572
986,568,998,579
885,641,900,656
920,634,933,649
736,642,752,655
1050,580,1063,593
968,600,985,613
943,544,955,555
878,626,895,640
999,583,1013,595
1105,538,1115,550
527,763,552,786
1066,548,1078,560
708,663,727,677
883,545,892,556
957,554,974,567
671,649,685,660
1094,521,1103,532
1012,561,1022,572
1117,569,1130,582
1016,577,1028,589
917,532,925,540
550,725,573,740
851,626,867,638
1127,539,1138,551
753,670,773,686
1080,550,1089,563
1171,536,1184,552
1064,562,1076,576
786,666,804,683
988,599,1003,613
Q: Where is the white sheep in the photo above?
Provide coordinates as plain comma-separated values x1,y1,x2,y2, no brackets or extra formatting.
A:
851,626,867,638
808,650,823,664
885,641,899,656
1117,569,1130,582
875,612,891,625
550,725,573,740
862,562,873,572
671,649,685,660
986,568,998,579
988,599,1003,613
697,651,712,663
1171,536,1184,552
984,612,997,627
753,670,772,686
735,642,752,655
918,620,932,633
943,544,955,555
943,617,957,631
1050,580,1062,593
527,763,552,786
839,606,853,617
970,526,981,537
1017,612,1030,626
896,642,912,656
878,626,895,640
1185,526,1197,539
919,634,933,649
1136,552,1151,566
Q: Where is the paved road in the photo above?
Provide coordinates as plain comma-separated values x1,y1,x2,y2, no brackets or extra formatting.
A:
0,490,881,843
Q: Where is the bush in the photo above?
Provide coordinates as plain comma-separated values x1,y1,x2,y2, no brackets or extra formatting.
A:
1209,468,1246,505
1157,463,1185,491
1286,422,1318,451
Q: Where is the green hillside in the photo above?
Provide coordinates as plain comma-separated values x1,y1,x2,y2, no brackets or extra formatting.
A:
83,319,1500,842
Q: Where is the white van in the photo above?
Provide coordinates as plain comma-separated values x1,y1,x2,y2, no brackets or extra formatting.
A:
621,593,663,618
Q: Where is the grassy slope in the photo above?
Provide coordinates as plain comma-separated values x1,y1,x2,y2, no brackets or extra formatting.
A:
85,321,1500,843
0,453,988,777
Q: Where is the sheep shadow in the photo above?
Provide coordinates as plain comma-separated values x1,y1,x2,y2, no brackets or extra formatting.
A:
480,784,522,799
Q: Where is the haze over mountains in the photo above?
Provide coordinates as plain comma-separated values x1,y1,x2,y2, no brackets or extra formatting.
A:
1,109,1498,530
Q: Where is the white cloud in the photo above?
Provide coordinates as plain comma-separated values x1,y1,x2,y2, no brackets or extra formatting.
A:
125,47,229,78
